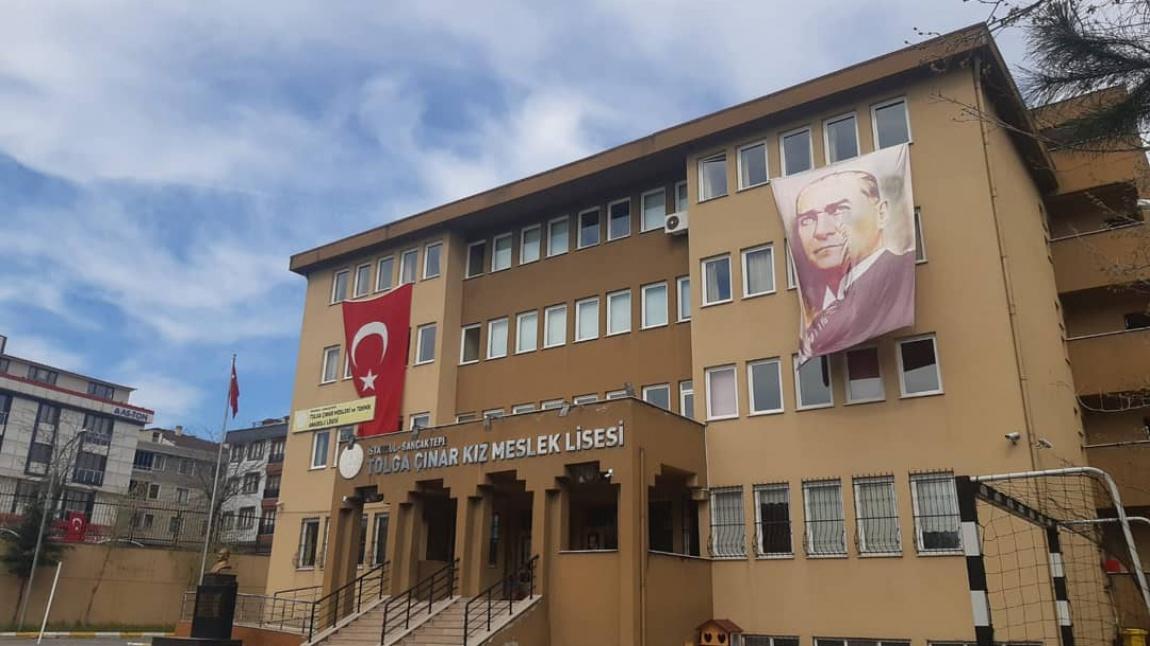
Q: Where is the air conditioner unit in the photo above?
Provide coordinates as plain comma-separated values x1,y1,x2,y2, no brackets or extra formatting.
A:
664,211,689,235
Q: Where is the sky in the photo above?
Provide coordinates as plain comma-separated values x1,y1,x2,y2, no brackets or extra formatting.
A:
0,1,1029,436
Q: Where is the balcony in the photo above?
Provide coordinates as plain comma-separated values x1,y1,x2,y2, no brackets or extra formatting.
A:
1051,223,1150,293
263,488,280,499
1067,327,1150,395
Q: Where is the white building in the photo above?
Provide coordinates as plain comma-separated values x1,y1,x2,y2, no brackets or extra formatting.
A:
218,417,287,551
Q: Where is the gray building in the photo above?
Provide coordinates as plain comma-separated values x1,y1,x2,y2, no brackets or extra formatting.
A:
218,417,287,551
128,426,220,546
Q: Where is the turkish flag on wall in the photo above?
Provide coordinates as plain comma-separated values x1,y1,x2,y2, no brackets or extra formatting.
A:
342,283,413,436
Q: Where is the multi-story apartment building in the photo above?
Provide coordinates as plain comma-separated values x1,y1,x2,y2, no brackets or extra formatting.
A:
219,417,288,552
0,334,152,530
266,26,1148,645
128,426,220,546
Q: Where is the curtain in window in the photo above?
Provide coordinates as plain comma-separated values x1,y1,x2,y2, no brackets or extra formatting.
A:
711,489,744,557
856,480,899,553
914,476,961,550
708,368,736,417
745,248,774,294
806,483,845,554
608,293,630,333
644,285,667,327
757,486,791,555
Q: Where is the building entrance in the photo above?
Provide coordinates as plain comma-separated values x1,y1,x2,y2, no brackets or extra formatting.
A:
484,472,533,592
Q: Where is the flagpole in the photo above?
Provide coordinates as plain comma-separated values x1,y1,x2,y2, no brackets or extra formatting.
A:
199,354,235,583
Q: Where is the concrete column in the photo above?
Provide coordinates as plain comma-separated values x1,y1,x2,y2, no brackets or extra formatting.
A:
452,491,476,596
462,490,493,596
528,484,553,595
320,501,363,622
617,476,643,644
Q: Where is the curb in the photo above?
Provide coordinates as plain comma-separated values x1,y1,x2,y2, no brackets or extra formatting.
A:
0,632,171,639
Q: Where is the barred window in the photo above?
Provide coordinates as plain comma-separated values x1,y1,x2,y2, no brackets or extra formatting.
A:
803,480,846,555
709,486,745,558
853,476,901,554
754,484,792,557
910,473,962,552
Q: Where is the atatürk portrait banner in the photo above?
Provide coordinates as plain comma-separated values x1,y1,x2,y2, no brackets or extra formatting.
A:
771,143,916,362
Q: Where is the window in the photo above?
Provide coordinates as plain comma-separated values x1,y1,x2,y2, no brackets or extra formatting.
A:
1126,311,1150,330
265,474,281,495
399,249,419,284
640,283,668,329
466,241,486,278
897,334,943,397
487,318,509,359
572,394,598,405
521,225,542,264
911,473,961,552
873,97,911,148
795,355,833,409
354,263,372,297
321,346,340,384
415,323,437,365
376,256,394,292
410,413,431,431
845,347,884,403
575,297,600,342
605,390,628,400
460,325,481,364
547,216,569,257
331,269,350,303
745,636,800,646
299,518,320,568
73,452,107,486
516,311,538,354
606,290,631,336
147,483,161,500
803,480,846,555
710,487,745,558
677,276,691,321
26,404,59,476
423,243,442,279
27,366,58,385
242,473,260,494
82,414,113,446
511,403,536,414
176,487,190,504
679,380,694,419
455,413,478,423
373,513,390,565
229,445,245,463
705,365,738,420
492,233,513,271
608,199,631,240
641,188,666,232
260,509,277,535
738,141,769,189
702,255,732,305
88,382,115,399
785,241,797,289
133,451,156,471
311,430,330,469
642,384,671,410
824,113,859,163
698,153,728,201
578,208,600,249
674,181,688,213
483,409,505,420
544,304,567,348
817,639,909,646
754,484,792,557
914,207,926,262
247,441,264,460
541,399,565,410
780,127,813,176
742,245,775,297
854,476,900,554
269,439,285,463
748,359,784,415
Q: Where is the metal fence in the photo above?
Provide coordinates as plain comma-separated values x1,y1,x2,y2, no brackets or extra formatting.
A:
181,591,314,635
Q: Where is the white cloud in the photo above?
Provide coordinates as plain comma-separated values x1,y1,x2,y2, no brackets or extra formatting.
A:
3,334,87,373
121,371,203,424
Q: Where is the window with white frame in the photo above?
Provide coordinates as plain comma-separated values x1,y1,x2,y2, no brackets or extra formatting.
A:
748,358,783,415
702,255,732,305
607,199,631,240
784,241,797,289
578,208,600,249
914,207,926,262
641,282,668,329
540,399,565,410
738,141,769,189
354,264,372,298
642,384,671,410
376,256,394,292
641,188,666,232
573,394,598,405
606,290,631,335
873,97,911,148
817,639,909,646
487,318,509,359
310,431,330,469
466,241,485,278
742,245,775,297
605,390,628,400
516,311,538,354
679,380,694,419
754,483,792,557
298,518,321,568
794,355,833,409
844,347,884,403
677,276,691,321
321,346,340,384
455,413,478,423
705,364,738,420
674,181,688,213
544,304,567,348
511,403,536,414
699,153,728,201
710,486,745,558
745,636,799,646
331,269,350,303
423,242,442,279
781,127,813,176
824,113,859,163
897,334,942,396
492,233,513,271
548,217,569,256
575,297,600,342
415,323,437,365
400,249,418,285
521,225,542,264
460,325,481,364
910,473,961,552
409,413,431,431
344,354,353,380
803,480,846,555
854,476,901,554
483,409,505,420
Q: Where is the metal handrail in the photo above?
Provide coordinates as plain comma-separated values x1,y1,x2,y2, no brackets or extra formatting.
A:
306,561,389,641
273,583,322,599
463,555,538,645
380,558,458,643
180,590,316,634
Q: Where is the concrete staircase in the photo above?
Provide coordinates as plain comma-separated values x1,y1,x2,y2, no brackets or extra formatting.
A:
392,597,468,645
311,602,390,646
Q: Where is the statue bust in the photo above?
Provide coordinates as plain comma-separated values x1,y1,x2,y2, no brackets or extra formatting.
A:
209,548,233,574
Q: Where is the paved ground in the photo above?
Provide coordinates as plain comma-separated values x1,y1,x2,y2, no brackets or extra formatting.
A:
0,639,154,645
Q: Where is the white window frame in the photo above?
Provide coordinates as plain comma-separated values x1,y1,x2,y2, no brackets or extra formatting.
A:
343,354,353,380
914,207,927,263
779,126,813,177
515,310,538,354
298,518,321,569
709,486,746,558
459,324,481,365
376,256,395,292
896,333,944,398
577,208,601,249
573,394,598,405
736,140,769,190
465,241,486,278
843,346,885,404
753,483,793,558
491,233,513,272
784,241,797,290
540,399,565,410
794,354,834,411
310,431,330,470
704,364,739,421
679,380,694,418
698,152,728,202
607,198,631,241
822,112,860,164
871,96,913,149
422,242,442,279
330,269,350,304
853,476,902,555
802,480,847,556
520,224,542,265
640,188,667,233
575,297,600,342
487,318,509,360
409,413,431,431
747,358,784,416
547,216,569,257
701,255,733,306
676,276,691,322
455,413,478,423
741,244,776,298
642,383,671,410
399,248,419,285
909,472,963,554
511,403,536,415
414,323,437,366
321,346,340,384
483,409,505,420
674,180,688,213
543,304,567,348
640,282,668,329
353,263,372,298
605,389,628,400
606,289,632,336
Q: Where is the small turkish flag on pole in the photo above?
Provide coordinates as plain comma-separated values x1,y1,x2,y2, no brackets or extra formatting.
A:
228,356,240,418
342,283,413,436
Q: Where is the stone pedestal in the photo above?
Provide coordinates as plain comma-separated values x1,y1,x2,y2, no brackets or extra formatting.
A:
157,573,242,646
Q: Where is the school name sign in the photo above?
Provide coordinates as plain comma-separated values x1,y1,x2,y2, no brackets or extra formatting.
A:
367,423,625,475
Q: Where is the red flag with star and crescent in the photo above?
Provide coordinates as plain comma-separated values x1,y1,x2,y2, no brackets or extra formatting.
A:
342,283,412,436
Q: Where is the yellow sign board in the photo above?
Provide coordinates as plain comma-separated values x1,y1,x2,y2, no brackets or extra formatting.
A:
293,397,376,432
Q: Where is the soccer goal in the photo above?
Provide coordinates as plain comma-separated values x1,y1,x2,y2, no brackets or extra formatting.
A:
956,468,1150,646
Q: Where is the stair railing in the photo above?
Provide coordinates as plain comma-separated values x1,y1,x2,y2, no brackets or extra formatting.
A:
379,558,459,643
305,560,389,642
463,555,538,645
